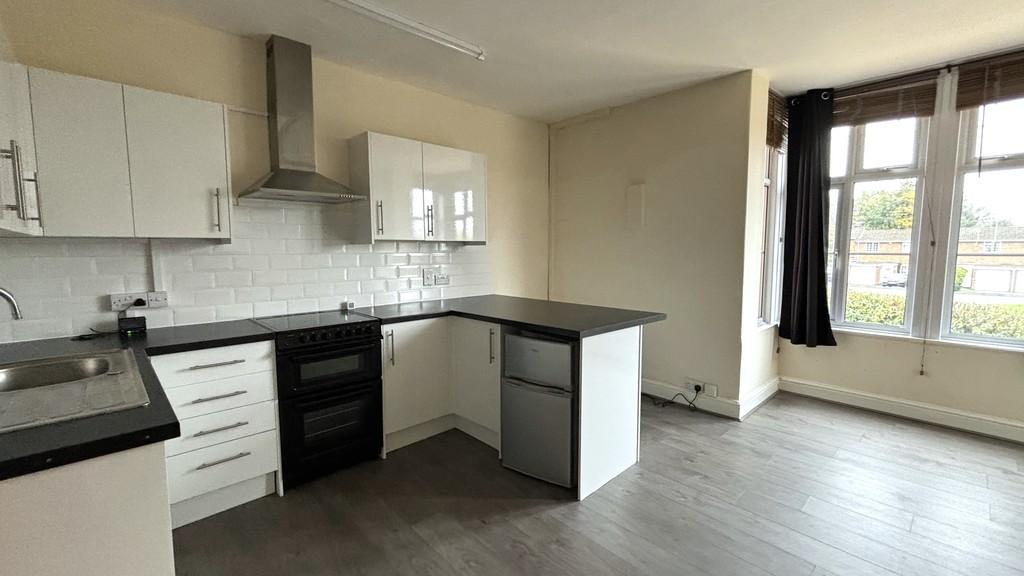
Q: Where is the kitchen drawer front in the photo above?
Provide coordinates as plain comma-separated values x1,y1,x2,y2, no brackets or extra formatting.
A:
164,371,275,420
166,401,277,457
150,341,274,389
166,430,279,504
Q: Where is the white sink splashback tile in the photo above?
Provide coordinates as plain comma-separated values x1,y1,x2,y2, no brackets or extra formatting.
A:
0,202,492,342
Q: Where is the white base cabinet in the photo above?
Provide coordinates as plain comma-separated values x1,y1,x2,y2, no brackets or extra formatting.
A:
149,341,281,528
450,317,501,448
382,318,451,436
382,317,501,453
0,443,176,576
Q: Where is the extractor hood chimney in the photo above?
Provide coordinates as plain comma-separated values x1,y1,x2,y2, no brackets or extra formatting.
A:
238,35,365,203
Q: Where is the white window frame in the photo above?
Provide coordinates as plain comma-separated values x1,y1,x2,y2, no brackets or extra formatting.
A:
759,146,786,325
938,101,1024,347
828,117,931,334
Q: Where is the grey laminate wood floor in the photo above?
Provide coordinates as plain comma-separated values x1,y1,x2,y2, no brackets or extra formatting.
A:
173,392,1024,576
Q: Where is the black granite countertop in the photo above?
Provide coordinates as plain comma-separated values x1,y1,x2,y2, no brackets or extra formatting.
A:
144,318,273,356
0,297,660,481
0,319,274,481
357,295,666,339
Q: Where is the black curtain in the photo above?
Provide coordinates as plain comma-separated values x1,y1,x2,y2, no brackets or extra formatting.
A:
779,89,837,347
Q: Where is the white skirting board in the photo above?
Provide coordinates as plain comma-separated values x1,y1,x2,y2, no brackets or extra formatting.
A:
641,377,779,421
171,473,277,529
779,377,1024,444
385,414,500,455
384,415,456,454
454,415,499,451
738,377,780,420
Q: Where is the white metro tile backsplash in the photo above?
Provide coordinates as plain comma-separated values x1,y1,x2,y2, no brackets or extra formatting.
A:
0,201,493,343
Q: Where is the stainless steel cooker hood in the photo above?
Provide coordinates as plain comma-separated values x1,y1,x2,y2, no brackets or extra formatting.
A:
238,35,365,203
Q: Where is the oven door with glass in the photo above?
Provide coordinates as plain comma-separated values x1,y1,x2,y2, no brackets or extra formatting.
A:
279,379,382,489
277,337,382,399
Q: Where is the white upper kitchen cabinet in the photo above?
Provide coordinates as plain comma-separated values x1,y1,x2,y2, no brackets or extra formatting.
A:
0,62,42,236
423,143,487,243
349,131,425,243
124,86,230,238
345,132,487,245
450,317,501,448
29,68,135,237
382,318,451,438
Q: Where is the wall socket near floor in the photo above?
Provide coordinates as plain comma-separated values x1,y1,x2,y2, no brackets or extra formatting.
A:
422,268,451,287
684,378,718,398
110,291,167,312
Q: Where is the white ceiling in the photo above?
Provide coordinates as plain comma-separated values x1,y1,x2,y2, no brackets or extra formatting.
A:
148,0,1024,122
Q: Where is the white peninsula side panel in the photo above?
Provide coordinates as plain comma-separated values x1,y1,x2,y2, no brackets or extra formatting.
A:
577,326,642,500
0,443,175,576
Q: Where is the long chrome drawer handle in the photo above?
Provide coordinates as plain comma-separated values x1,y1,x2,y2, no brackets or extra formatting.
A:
192,421,249,438
189,390,247,404
187,358,245,371
195,451,251,471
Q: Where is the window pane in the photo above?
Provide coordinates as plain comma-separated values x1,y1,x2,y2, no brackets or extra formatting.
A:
950,168,1024,341
845,178,917,327
862,118,917,170
826,188,839,305
974,97,1024,159
830,126,850,178
844,254,910,326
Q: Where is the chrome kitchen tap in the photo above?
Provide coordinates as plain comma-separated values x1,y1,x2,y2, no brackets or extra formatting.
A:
0,286,23,319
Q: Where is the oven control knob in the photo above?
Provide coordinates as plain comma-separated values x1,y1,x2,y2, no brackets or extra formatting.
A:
298,334,309,344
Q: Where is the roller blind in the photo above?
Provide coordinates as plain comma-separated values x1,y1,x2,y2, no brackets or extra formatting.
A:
833,71,938,126
767,90,788,149
957,51,1024,109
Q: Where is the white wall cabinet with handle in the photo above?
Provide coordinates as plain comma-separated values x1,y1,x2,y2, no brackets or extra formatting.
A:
382,318,451,439
345,131,487,245
348,131,424,243
29,68,135,237
0,62,42,236
123,86,231,239
423,142,487,243
24,67,232,239
450,317,501,449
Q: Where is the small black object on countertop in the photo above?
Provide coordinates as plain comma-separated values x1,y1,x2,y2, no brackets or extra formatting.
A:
0,319,274,481
356,294,666,339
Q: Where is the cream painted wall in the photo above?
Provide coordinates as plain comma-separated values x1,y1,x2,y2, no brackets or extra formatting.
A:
0,11,13,62
0,0,549,299
550,72,766,402
780,333,1024,423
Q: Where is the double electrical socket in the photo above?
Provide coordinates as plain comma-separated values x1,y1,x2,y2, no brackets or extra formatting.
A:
683,378,718,398
421,268,451,287
110,291,168,312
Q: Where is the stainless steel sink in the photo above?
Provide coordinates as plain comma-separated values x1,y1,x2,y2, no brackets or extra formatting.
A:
0,349,150,433
0,356,112,392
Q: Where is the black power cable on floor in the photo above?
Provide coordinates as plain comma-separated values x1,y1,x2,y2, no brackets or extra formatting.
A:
643,389,700,411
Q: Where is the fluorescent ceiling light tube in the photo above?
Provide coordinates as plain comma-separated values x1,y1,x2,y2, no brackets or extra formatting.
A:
323,0,486,61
